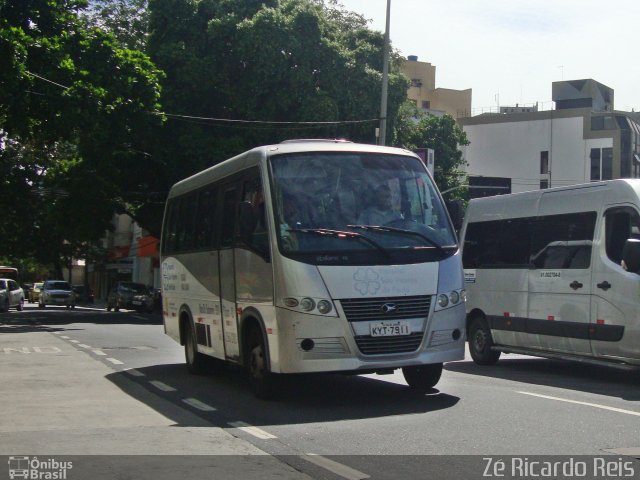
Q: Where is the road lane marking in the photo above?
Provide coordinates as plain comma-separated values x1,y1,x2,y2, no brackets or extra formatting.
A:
517,391,640,417
106,357,124,365
70,340,80,343
92,350,107,356
78,344,92,349
149,380,176,392
182,398,216,411
300,454,370,480
228,421,277,439
60,336,70,339
124,368,145,377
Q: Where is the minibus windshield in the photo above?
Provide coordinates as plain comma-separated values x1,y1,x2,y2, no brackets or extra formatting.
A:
270,152,457,256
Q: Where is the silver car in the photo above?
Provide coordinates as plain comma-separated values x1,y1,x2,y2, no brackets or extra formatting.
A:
39,280,75,309
0,278,24,312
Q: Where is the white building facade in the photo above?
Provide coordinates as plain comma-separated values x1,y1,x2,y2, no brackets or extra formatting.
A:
459,80,640,196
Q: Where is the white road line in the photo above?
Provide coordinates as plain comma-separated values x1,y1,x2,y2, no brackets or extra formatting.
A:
228,421,277,440
106,357,124,365
61,336,70,339
182,398,216,411
53,332,61,335
78,344,92,349
70,340,80,343
517,391,640,417
92,350,107,356
300,454,370,480
124,368,145,377
149,380,177,392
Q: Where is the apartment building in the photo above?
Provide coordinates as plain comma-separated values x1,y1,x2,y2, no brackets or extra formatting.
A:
401,55,472,119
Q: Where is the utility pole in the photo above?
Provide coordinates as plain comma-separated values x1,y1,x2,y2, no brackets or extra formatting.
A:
379,0,391,146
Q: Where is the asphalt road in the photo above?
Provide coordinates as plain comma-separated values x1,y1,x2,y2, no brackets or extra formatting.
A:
2,302,640,480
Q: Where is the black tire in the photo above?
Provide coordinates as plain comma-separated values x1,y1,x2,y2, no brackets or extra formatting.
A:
184,320,207,374
246,326,278,399
468,315,501,365
106,305,112,312
39,302,45,309
114,305,120,312
1,299,8,313
402,363,443,391
17,299,23,311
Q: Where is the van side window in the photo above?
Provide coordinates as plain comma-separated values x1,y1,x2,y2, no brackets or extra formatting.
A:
605,208,640,265
530,212,596,269
462,217,532,268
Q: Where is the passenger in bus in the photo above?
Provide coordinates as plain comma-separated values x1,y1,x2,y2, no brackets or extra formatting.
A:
357,184,403,226
280,194,303,249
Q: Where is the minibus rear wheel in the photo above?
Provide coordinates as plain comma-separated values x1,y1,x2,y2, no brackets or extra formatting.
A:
468,315,501,365
184,319,207,374
402,363,443,391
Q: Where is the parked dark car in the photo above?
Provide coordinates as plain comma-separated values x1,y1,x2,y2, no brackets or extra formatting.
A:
107,281,154,313
72,285,95,304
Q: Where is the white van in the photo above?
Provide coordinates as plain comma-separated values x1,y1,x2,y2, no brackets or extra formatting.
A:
460,179,640,368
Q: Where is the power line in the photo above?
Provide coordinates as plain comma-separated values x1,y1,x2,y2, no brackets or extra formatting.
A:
24,69,379,127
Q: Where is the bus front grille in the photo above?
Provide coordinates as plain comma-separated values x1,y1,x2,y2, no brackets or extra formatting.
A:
339,295,431,322
353,332,424,355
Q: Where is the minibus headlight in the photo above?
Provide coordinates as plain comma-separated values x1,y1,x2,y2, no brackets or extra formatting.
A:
450,290,460,304
317,300,333,314
283,297,299,307
300,297,315,312
437,294,449,308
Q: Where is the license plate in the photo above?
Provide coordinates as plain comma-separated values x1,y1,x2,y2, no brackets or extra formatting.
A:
370,321,410,337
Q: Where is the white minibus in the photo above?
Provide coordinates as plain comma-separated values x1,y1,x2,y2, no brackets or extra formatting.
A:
461,180,640,368
160,140,466,397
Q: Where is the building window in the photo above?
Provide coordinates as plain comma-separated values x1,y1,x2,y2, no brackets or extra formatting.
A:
540,151,549,174
422,100,430,109
591,147,613,181
540,179,549,189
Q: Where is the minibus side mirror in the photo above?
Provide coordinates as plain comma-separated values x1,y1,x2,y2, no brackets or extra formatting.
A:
621,238,640,273
445,199,464,232
238,201,256,240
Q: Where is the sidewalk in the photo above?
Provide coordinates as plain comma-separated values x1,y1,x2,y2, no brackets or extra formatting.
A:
0,322,311,479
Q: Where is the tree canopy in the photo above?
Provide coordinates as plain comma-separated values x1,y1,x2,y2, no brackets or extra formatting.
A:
0,0,469,274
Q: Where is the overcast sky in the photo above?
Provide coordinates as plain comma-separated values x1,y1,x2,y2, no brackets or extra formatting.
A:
339,0,639,114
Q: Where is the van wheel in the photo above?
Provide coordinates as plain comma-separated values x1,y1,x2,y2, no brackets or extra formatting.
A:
184,320,206,374
246,326,277,399
468,316,501,365
402,363,443,391
17,299,23,311
1,299,8,312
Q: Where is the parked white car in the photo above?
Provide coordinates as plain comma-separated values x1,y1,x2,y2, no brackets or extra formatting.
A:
0,278,24,312
39,280,75,309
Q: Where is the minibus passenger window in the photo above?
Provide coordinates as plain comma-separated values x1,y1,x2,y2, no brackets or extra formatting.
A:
605,209,640,266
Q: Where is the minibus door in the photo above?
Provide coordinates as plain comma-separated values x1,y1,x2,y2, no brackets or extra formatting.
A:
219,185,241,361
527,209,598,355
590,206,640,360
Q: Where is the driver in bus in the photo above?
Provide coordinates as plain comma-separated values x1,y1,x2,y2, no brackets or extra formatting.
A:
357,184,403,226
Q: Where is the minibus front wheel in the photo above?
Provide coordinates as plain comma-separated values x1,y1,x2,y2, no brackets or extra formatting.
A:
402,363,443,391
245,325,278,399
468,315,501,365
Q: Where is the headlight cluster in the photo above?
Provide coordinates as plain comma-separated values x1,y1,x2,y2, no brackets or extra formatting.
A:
282,296,336,316
435,289,466,310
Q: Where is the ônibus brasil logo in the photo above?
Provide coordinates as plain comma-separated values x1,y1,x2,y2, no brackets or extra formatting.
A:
8,456,73,480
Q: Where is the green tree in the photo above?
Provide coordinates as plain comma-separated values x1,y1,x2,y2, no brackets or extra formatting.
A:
393,101,469,199
0,0,163,268
144,0,408,190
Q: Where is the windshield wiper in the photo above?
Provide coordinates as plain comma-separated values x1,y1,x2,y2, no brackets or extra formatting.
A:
287,228,391,258
347,224,448,255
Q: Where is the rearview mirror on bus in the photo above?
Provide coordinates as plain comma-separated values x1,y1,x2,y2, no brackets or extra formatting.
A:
622,238,640,273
